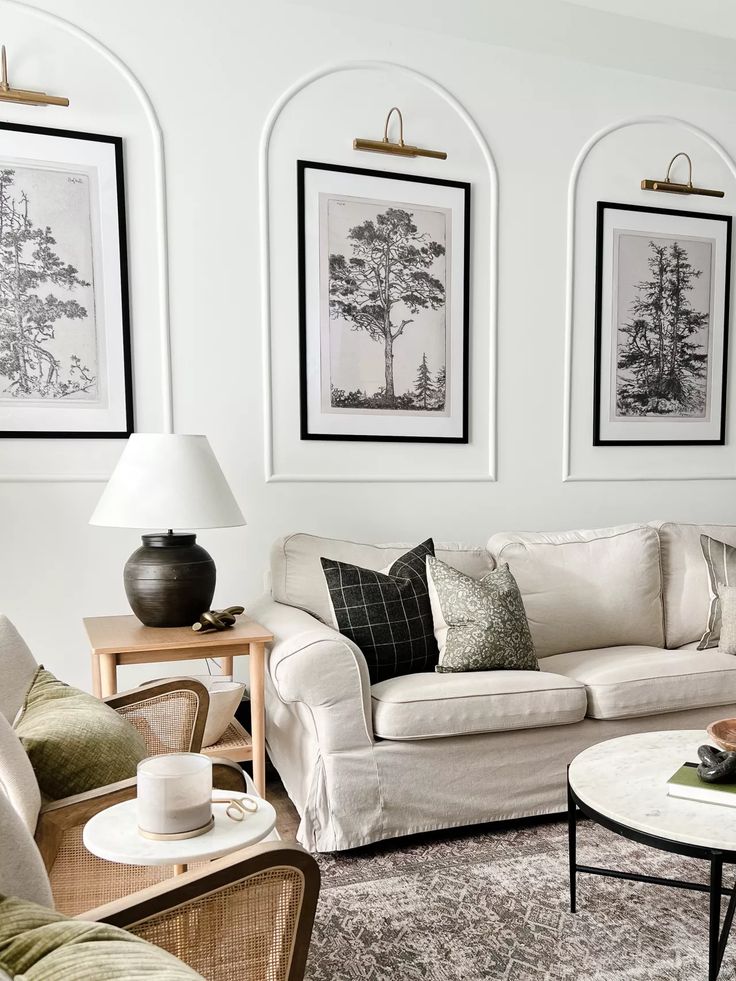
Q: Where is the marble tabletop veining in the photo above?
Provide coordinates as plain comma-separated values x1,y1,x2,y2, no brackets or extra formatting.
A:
569,729,736,853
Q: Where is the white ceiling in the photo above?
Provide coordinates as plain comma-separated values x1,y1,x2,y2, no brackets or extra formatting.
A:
296,0,736,92
564,0,736,40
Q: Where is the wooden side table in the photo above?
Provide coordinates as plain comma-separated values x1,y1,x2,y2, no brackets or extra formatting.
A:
83,614,273,797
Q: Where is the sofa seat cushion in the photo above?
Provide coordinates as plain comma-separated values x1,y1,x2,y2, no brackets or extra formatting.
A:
371,671,587,740
543,645,736,720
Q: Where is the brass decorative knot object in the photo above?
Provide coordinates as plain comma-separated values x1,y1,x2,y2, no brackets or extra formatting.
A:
192,606,245,633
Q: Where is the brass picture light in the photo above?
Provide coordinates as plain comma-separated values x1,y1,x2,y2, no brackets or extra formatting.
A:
354,106,447,160
641,152,724,198
0,44,69,108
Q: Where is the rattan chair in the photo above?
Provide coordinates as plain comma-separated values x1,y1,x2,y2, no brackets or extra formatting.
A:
0,615,277,939
80,841,320,981
33,675,245,913
37,757,248,915
1,775,321,981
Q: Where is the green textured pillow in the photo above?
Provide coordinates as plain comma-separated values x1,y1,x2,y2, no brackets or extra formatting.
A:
427,557,538,673
14,668,148,800
0,894,202,980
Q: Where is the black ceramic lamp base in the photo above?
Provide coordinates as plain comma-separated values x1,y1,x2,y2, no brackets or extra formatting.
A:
124,532,216,628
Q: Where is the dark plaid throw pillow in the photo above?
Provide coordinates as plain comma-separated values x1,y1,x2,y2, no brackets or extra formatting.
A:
320,539,439,683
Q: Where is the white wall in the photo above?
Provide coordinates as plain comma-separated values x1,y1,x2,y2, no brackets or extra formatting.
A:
3,0,736,691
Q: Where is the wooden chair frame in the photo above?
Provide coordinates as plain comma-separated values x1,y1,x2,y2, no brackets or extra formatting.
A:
31,676,244,916
35,759,246,873
104,676,210,753
79,842,320,981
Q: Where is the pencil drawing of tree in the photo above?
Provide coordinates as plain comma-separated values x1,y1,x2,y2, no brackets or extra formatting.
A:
0,168,94,400
329,207,445,408
414,353,435,409
617,240,709,417
434,364,446,411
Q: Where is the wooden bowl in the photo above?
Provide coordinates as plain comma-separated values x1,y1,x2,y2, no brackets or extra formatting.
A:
707,718,736,752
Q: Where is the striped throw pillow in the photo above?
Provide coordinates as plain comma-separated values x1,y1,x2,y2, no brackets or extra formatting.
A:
699,534,736,650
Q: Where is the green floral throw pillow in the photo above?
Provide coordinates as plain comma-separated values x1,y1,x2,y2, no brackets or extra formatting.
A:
14,668,148,800
426,557,538,673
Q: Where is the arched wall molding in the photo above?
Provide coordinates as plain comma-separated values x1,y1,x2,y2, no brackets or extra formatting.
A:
0,0,172,484
562,114,736,482
260,59,499,482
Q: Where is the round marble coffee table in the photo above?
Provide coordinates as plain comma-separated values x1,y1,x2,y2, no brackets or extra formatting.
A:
83,790,277,875
568,730,736,981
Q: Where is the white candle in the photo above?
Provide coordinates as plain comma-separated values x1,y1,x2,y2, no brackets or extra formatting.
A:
137,753,213,836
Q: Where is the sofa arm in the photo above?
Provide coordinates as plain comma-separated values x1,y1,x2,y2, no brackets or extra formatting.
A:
248,594,374,751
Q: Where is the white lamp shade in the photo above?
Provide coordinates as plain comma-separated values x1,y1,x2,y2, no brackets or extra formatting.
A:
90,434,246,530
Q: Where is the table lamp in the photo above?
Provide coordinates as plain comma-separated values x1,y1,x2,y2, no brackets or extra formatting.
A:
90,433,246,627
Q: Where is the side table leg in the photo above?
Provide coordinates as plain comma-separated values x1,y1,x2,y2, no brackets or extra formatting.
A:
91,653,102,698
250,642,266,798
219,655,234,680
99,653,118,698
567,774,577,914
710,853,724,981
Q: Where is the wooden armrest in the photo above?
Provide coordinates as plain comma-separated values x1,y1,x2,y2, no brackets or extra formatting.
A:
103,676,210,710
35,777,138,871
36,760,245,870
78,841,317,925
39,757,245,829
40,776,137,823
212,758,247,793
78,842,320,980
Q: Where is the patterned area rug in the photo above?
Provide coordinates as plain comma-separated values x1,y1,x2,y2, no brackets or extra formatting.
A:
306,816,735,980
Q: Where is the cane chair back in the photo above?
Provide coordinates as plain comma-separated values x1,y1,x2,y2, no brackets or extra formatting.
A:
50,825,173,916
106,678,209,754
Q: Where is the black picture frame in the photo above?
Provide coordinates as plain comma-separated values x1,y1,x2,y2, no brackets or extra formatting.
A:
297,159,470,443
593,200,731,446
0,120,133,439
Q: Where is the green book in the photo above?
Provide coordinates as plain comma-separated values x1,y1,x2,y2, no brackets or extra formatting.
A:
667,762,736,807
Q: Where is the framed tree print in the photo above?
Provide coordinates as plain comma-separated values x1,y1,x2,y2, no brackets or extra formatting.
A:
0,121,132,438
298,160,470,442
594,201,731,445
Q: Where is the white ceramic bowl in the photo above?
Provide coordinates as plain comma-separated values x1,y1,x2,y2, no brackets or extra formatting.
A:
201,681,246,748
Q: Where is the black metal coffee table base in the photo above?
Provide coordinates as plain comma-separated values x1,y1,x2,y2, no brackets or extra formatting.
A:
568,772,736,980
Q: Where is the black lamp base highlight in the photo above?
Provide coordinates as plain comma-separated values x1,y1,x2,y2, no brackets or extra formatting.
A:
124,532,216,628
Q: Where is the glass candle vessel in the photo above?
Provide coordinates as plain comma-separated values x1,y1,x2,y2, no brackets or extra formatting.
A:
137,753,213,839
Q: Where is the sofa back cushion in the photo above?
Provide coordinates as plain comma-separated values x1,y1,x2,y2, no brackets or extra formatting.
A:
0,615,38,723
653,522,736,648
487,524,664,658
0,792,52,908
0,712,41,836
271,534,494,625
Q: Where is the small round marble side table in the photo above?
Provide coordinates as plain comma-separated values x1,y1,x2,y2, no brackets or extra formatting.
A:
568,730,736,981
83,790,277,876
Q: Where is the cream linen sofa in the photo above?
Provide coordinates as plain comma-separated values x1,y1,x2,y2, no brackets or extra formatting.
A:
249,522,736,852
